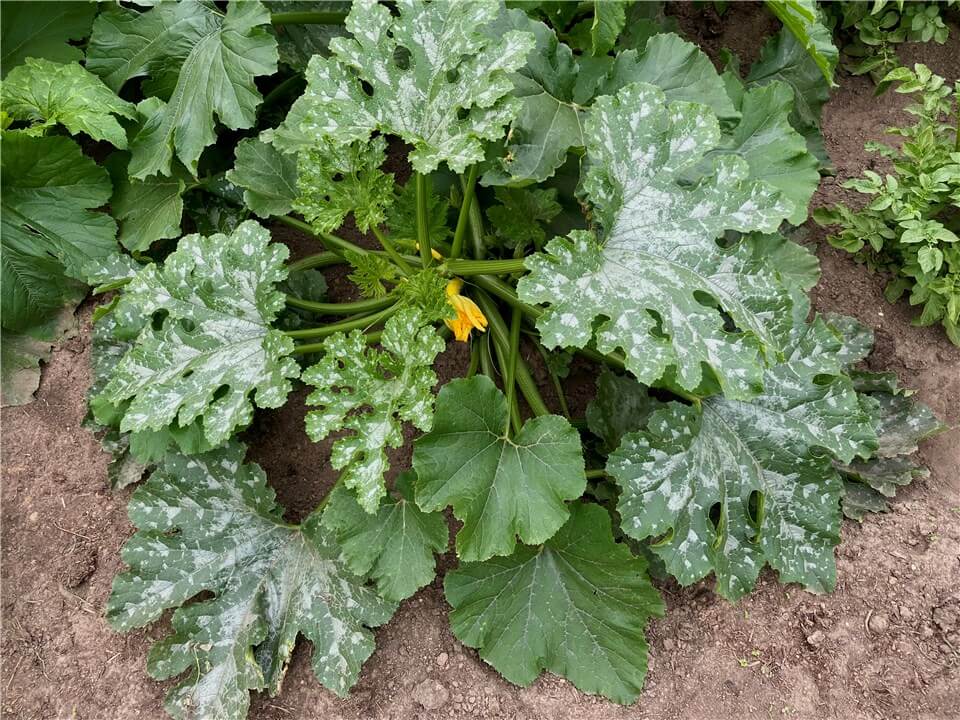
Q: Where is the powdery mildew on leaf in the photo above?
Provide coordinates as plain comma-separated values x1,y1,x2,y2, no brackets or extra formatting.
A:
607,316,878,600
100,221,299,447
107,444,395,720
413,375,585,562
303,308,444,513
518,82,795,399
293,0,535,173
445,502,664,704
293,136,395,233
322,471,448,601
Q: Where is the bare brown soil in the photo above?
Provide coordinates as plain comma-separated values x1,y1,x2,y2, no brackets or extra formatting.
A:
2,7,959,720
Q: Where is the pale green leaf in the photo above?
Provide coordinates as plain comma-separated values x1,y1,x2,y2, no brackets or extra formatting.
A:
322,471,448,601
294,136,395,233
607,316,878,600
1,58,135,147
111,159,187,253
303,309,444,513
518,83,795,399
294,0,535,173
107,444,396,719
226,137,298,219
764,0,838,85
414,375,585,562
590,1,627,55
446,502,664,704
87,0,278,178
1,2,95,76
98,221,299,447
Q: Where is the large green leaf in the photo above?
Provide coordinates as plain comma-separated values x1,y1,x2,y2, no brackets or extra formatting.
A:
746,27,831,164
1,59,135,148
292,0,535,173
517,83,795,400
413,375,585,562
606,317,878,600
86,0,278,178
764,0,838,85
303,309,444,513
226,137,298,219
322,471,448,601
0,2,95,76
483,13,736,185
446,502,664,704
1,132,118,331
588,0,627,55
98,221,299,447
709,81,820,225
107,444,395,720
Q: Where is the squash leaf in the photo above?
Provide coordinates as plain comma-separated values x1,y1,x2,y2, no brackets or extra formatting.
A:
98,221,299,447
414,375,585,562
303,308,444,513
446,502,664,704
107,443,395,720
518,83,795,399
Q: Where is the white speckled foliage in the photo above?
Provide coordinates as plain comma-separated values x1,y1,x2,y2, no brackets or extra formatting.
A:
107,444,395,720
518,82,797,400
99,221,299,447
606,316,879,600
290,0,535,173
303,308,444,513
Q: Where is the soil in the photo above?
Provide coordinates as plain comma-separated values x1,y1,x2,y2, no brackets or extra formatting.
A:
3,6,959,720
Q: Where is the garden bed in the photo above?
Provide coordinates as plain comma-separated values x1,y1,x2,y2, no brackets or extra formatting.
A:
2,4,958,720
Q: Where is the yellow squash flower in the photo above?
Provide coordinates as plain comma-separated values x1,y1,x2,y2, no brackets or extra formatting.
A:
444,278,487,342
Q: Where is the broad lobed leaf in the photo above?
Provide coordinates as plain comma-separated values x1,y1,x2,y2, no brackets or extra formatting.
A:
98,221,299,448
518,82,796,400
108,444,395,720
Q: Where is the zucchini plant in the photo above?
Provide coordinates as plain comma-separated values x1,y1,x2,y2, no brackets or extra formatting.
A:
0,1,945,718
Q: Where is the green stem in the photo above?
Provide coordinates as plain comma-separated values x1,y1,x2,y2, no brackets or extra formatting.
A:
285,295,393,315
271,11,347,25
466,341,481,379
503,306,523,434
584,469,607,480
444,258,527,276
273,215,368,256
371,226,414,275
287,252,344,273
260,73,305,112
475,292,550,418
415,173,433,267
450,164,479,260
292,330,382,356
463,176,487,260
479,333,495,381
284,303,397,340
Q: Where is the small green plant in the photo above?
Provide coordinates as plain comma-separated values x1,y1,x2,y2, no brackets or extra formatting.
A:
815,64,960,344
824,1,956,81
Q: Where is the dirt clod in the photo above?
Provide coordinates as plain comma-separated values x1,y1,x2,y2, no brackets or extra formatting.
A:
412,679,449,710
806,630,826,647
868,614,890,634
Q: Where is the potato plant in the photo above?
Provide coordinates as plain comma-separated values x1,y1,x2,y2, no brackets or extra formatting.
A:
0,2,946,719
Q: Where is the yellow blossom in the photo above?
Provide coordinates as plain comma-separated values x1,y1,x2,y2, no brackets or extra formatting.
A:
444,278,487,342
415,242,443,260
